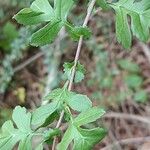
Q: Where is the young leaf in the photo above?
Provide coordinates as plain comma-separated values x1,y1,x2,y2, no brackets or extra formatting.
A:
31,20,63,46
66,94,92,112
65,22,91,40
73,127,107,150
109,0,150,48
63,62,86,83
74,107,105,127
31,101,58,127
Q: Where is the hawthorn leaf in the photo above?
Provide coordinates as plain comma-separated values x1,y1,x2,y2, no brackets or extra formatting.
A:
13,8,47,25
13,0,55,25
18,135,32,150
114,6,131,48
73,127,107,150
31,101,58,127
31,20,63,46
57,125,75,150
0,121,21,150
109,0,150,48
54,0,74,20
12,106,32,133
74,107,105,127
31,0,54,18
0,107,33,150
57,125,107,150
67,94,92,112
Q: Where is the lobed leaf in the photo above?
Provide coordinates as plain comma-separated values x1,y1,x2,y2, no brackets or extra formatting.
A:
31,101,58,127
0,107,33,150
13,0,55,25
74,107,105,127
67,94,92,112
109,0,150,48
54,0,74,20
31,20,63,46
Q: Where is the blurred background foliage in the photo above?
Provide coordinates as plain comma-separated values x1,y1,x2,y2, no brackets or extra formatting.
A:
0,0,150,149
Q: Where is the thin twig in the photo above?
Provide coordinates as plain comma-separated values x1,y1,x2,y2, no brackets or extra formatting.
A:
14,52,44,73
104,112,150,124
101,136,150,150
52,0,96,149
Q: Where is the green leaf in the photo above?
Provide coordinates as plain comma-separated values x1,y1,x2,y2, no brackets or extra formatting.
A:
35,144,43,150
31,20,63,46
66,22,91,40
13,0,55,25
57,125,75,150
74,107,105,127
124,74,143,88
13,8,46,25
57,124,107,150
44,128,61,144
63,62,86,83
54,0,74,20
113,6,131,48
3,22,18,40
18,135,32,150
109,0,150,48
97,0,110,10
73,127,107,150
0,107,33,150
31,101,58,127
31,0,54,17
134,90,148,103
66,94,92,112
43,88,67,101
43,88,74,102
0,121,20,150
117,59,140,73
12,106,32,133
